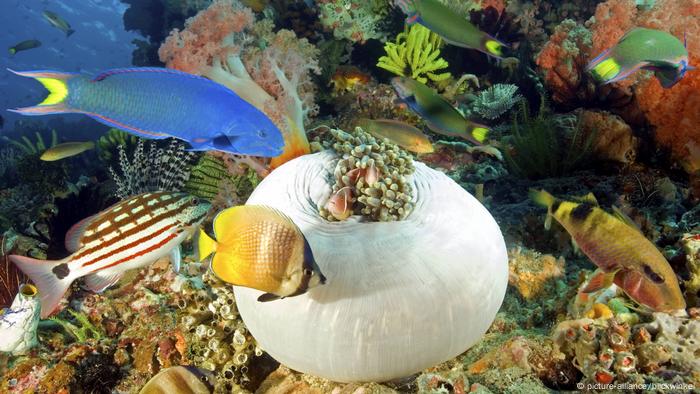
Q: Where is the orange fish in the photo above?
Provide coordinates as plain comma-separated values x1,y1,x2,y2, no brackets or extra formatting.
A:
198,205,325,301
331,66,371,92
530,189,686,312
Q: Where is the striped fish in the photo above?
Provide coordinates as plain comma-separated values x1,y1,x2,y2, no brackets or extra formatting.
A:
10,192,211,318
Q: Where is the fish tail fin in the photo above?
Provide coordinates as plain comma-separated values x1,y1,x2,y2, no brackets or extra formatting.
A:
7,69,77,115
195,229,217,262
586,49,621,83
483,35,508,58
8,48,16,56
269,120,311,169
470,124,490,144
529,189,555,230
9,255,74,318
394,0,419,23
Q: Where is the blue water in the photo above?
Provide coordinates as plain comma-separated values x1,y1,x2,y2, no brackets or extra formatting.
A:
0,0,141,131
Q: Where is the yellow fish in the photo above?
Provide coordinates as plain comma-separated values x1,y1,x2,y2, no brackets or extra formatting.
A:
197,205,326,301
40,141,94,161
530,189,685,313
357,118,434,154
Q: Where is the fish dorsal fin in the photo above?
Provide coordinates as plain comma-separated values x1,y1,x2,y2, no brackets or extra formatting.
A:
65,214,99,252
611,206,643,233
213,205,300,245
572,192,598,205
92,67,205,82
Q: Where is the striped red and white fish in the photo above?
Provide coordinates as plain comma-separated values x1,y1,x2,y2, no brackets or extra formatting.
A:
10,192,211,318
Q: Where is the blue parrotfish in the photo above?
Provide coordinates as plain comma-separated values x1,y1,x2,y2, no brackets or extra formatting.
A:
8,67,285,157
10,192,211,318
394,0,508,58
587,28,695,88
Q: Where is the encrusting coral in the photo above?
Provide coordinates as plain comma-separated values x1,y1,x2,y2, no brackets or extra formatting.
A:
316,127,416,222
508,247,565,301
377,24,451,87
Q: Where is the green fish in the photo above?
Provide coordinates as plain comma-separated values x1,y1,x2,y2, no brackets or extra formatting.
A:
391,77,489,145
42,11,75,37
40,141,95,161
587,28,694,88
8,40,41,55
394,0,507,58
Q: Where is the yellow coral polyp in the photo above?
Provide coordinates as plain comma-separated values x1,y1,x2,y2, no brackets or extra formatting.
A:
377,24,451,85
584,303,614,320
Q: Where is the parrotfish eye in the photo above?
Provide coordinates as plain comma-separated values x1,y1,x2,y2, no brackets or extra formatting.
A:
643,264,664,283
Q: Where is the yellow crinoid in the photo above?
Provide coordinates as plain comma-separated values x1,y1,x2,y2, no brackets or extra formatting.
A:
377,24,451,85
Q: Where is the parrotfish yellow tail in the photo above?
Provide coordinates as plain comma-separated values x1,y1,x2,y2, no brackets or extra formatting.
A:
395,0,508,58
529,189,555,230
7,70,75,115
587,28,694,87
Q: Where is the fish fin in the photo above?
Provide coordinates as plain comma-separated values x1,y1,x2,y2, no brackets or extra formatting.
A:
91,67,206,82
571,238,581,255
587,48,613,71
572,192,598,206
64,214,98,253
589,57,623,83
195,229,217,262
470,123,489,144
611,206,643,233
66,29,75,37
581,269,617,293
257,293,282,302
169,246,181,273
7,69,79,115
85,113,169,139
394,0,418,21
9,255,73,318
83,271,123,293
529,189,555,230
605,64,644,84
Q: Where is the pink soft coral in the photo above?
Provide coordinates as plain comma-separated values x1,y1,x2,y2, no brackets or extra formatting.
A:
158,0,320,172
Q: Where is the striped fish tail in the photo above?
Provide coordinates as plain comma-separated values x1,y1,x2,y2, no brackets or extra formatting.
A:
529,189,556,230
9,254,74,318
7,69,78,115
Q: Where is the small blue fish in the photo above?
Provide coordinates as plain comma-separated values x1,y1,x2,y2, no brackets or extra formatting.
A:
8,67,284,157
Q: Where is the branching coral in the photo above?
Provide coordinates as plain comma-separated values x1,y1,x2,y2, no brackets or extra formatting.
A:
317,0,389,43
377,24,451,86
2,130,58,155
97,128,140,163
158,0,320,170
185,153,261,201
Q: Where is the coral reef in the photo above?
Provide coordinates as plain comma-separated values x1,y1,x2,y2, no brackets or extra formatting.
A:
316,0,389,43
185,153,260,201
0,284,41,355
96,128,141,164
683,233,700,307
508,247,565,301
2,129,58,156
377,24,451,86
577,109,638,164
317,127,416,222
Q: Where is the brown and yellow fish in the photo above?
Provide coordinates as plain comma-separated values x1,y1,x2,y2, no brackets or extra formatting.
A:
530,189,685,312
357,118,434,154
197,205,326,301
331,66,371,92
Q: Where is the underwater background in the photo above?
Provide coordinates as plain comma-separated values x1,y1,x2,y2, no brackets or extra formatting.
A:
0,0,699,393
